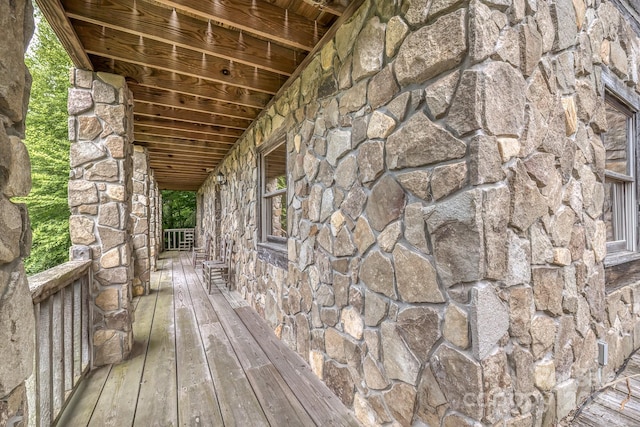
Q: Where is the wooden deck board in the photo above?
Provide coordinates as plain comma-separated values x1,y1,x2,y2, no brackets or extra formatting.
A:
58,251,359,426
134,257,179,426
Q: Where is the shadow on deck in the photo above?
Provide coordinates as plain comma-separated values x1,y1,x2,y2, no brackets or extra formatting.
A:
57,251,359,426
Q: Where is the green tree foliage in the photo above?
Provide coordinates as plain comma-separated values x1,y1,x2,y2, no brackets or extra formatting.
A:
20,11,72,274
162,190,196,229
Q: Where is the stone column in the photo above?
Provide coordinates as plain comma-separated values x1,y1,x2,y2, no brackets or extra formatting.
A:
0,0,35,423
68,69,134,366
149,171,158,272
131,145,150,296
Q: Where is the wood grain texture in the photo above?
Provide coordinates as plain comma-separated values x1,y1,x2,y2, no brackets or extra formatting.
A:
56,366,112,427
152,0,329,51
90,56,272,109
135,116,249,135
63,0,301,75
73,20,284,94
134,108,248,135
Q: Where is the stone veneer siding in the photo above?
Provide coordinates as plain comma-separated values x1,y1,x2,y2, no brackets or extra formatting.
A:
68,69,135,366
132,145,151,296
198,0,640,425
0,0,35,424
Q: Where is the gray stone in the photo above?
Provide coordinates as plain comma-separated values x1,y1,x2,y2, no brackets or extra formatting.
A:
387,92,411,122
520,18,543,76
511,345,535,393
357,141,384,184
70,141,107,168
86,159,119,182
98,203,121,228
354,217,375,254
385,16,409,58
334,155,357,190
95,104,126,134
481,350,513,424
551,0,577,51
483,61,527,136
397,306,441,363
509,287,533,344
303,151,320,181
531,222,554,264
68,89,93,115
68,180,98,207
444,304,469,349
0,199,21,264
104,135,125,159
341,306,363,340
368,65,399,110
470,283,510,360
5,137,31,198
367,111,396,139
531,315,557,358
353,17,386,82
69,215,96,245
495,27,521,68
377,222,401,252
92,79,116,104
554,52,576,94
397,170,431,201
381,321,421,385
404,203,429,254
405,0,430,25
0,265,35,396
505,230,531,287
308,185,323,222
360,250,396,299
430,161,467,201
510,160,548,231
341,186,367,220
484,185,510,281
425,189,484,288
432,344,483,419
326,129,352,166
524,152,556,186
532,267,564,316
425,70,460,119
98,226,126,252
556,379,577,420
395,9,467,87
324,360,355,407
363,354,389,390
334,227,356,257
364,290,388,326
394,244,444,303
387,111,466,169
334,3,367,61
320,188,334,222
534,359,556,391
339,80,367,114
447,69,483,135
78,116,102,140
365,175,406,232
469,0,500,63
383,382,417,426
469,135,504,185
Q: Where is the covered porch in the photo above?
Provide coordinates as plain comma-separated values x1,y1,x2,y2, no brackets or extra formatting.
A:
57,251,357,426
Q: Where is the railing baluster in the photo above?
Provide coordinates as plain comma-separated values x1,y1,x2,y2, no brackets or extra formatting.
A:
52,290,64,419
82,274,91,371
38,298,52,427
73,278,82,385
64,283,74,395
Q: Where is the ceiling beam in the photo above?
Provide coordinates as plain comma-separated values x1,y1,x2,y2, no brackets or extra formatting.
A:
62,0,301,75
135,116,247,137
72,20,284,94
143,144,229,157
35,0,93,70
130,84,260,120
134,134,237,150
135,128,237,146
133,107,246,135
90,56,272,109
152,0,328,51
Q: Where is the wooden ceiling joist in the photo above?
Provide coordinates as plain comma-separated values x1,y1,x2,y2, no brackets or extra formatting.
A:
133,108,246,135
135,116,248,137
140,142,229,155
134,134,237,150
151,0,329,51
90,56,272,109
72,20,284,94
130,84,261,120
62,0,302,76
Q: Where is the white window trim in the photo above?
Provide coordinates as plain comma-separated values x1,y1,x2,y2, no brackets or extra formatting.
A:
602,71,640,263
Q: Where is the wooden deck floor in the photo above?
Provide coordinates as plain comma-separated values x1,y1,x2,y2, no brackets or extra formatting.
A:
57,251,359,426
571,351,640,426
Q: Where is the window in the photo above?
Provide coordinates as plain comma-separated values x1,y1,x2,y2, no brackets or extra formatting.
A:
603,91,638,255
260,142,288,244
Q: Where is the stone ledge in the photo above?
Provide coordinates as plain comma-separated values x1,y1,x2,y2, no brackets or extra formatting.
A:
29,260,92,304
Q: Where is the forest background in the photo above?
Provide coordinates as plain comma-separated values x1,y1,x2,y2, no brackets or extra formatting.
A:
21,11,195,274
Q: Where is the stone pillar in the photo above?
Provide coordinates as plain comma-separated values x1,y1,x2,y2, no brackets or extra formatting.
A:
68,69,134,366
158,191,163,252
0,0,35,424
131,145,150,295
149,171,158,271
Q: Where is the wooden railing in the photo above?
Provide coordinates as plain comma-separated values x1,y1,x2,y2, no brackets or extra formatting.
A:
164,228,194,250
29,260,93,426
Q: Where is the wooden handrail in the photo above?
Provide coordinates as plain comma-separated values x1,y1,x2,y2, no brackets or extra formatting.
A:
29,260,91,304
28,260,93,426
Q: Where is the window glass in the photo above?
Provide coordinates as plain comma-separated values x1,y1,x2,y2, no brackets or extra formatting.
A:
262,143,287,241
604,99,631,175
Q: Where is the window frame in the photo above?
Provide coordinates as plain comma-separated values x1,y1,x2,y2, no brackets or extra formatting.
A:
258,137,288,247
602,71,640,267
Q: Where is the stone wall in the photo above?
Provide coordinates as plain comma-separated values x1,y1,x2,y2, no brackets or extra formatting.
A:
198,0,640,425
131,145,151,296
68,69,135,366
149,170,159,271
0,0,35,424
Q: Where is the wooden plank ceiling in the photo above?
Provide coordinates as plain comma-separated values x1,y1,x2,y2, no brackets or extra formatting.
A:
37,0,356,191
